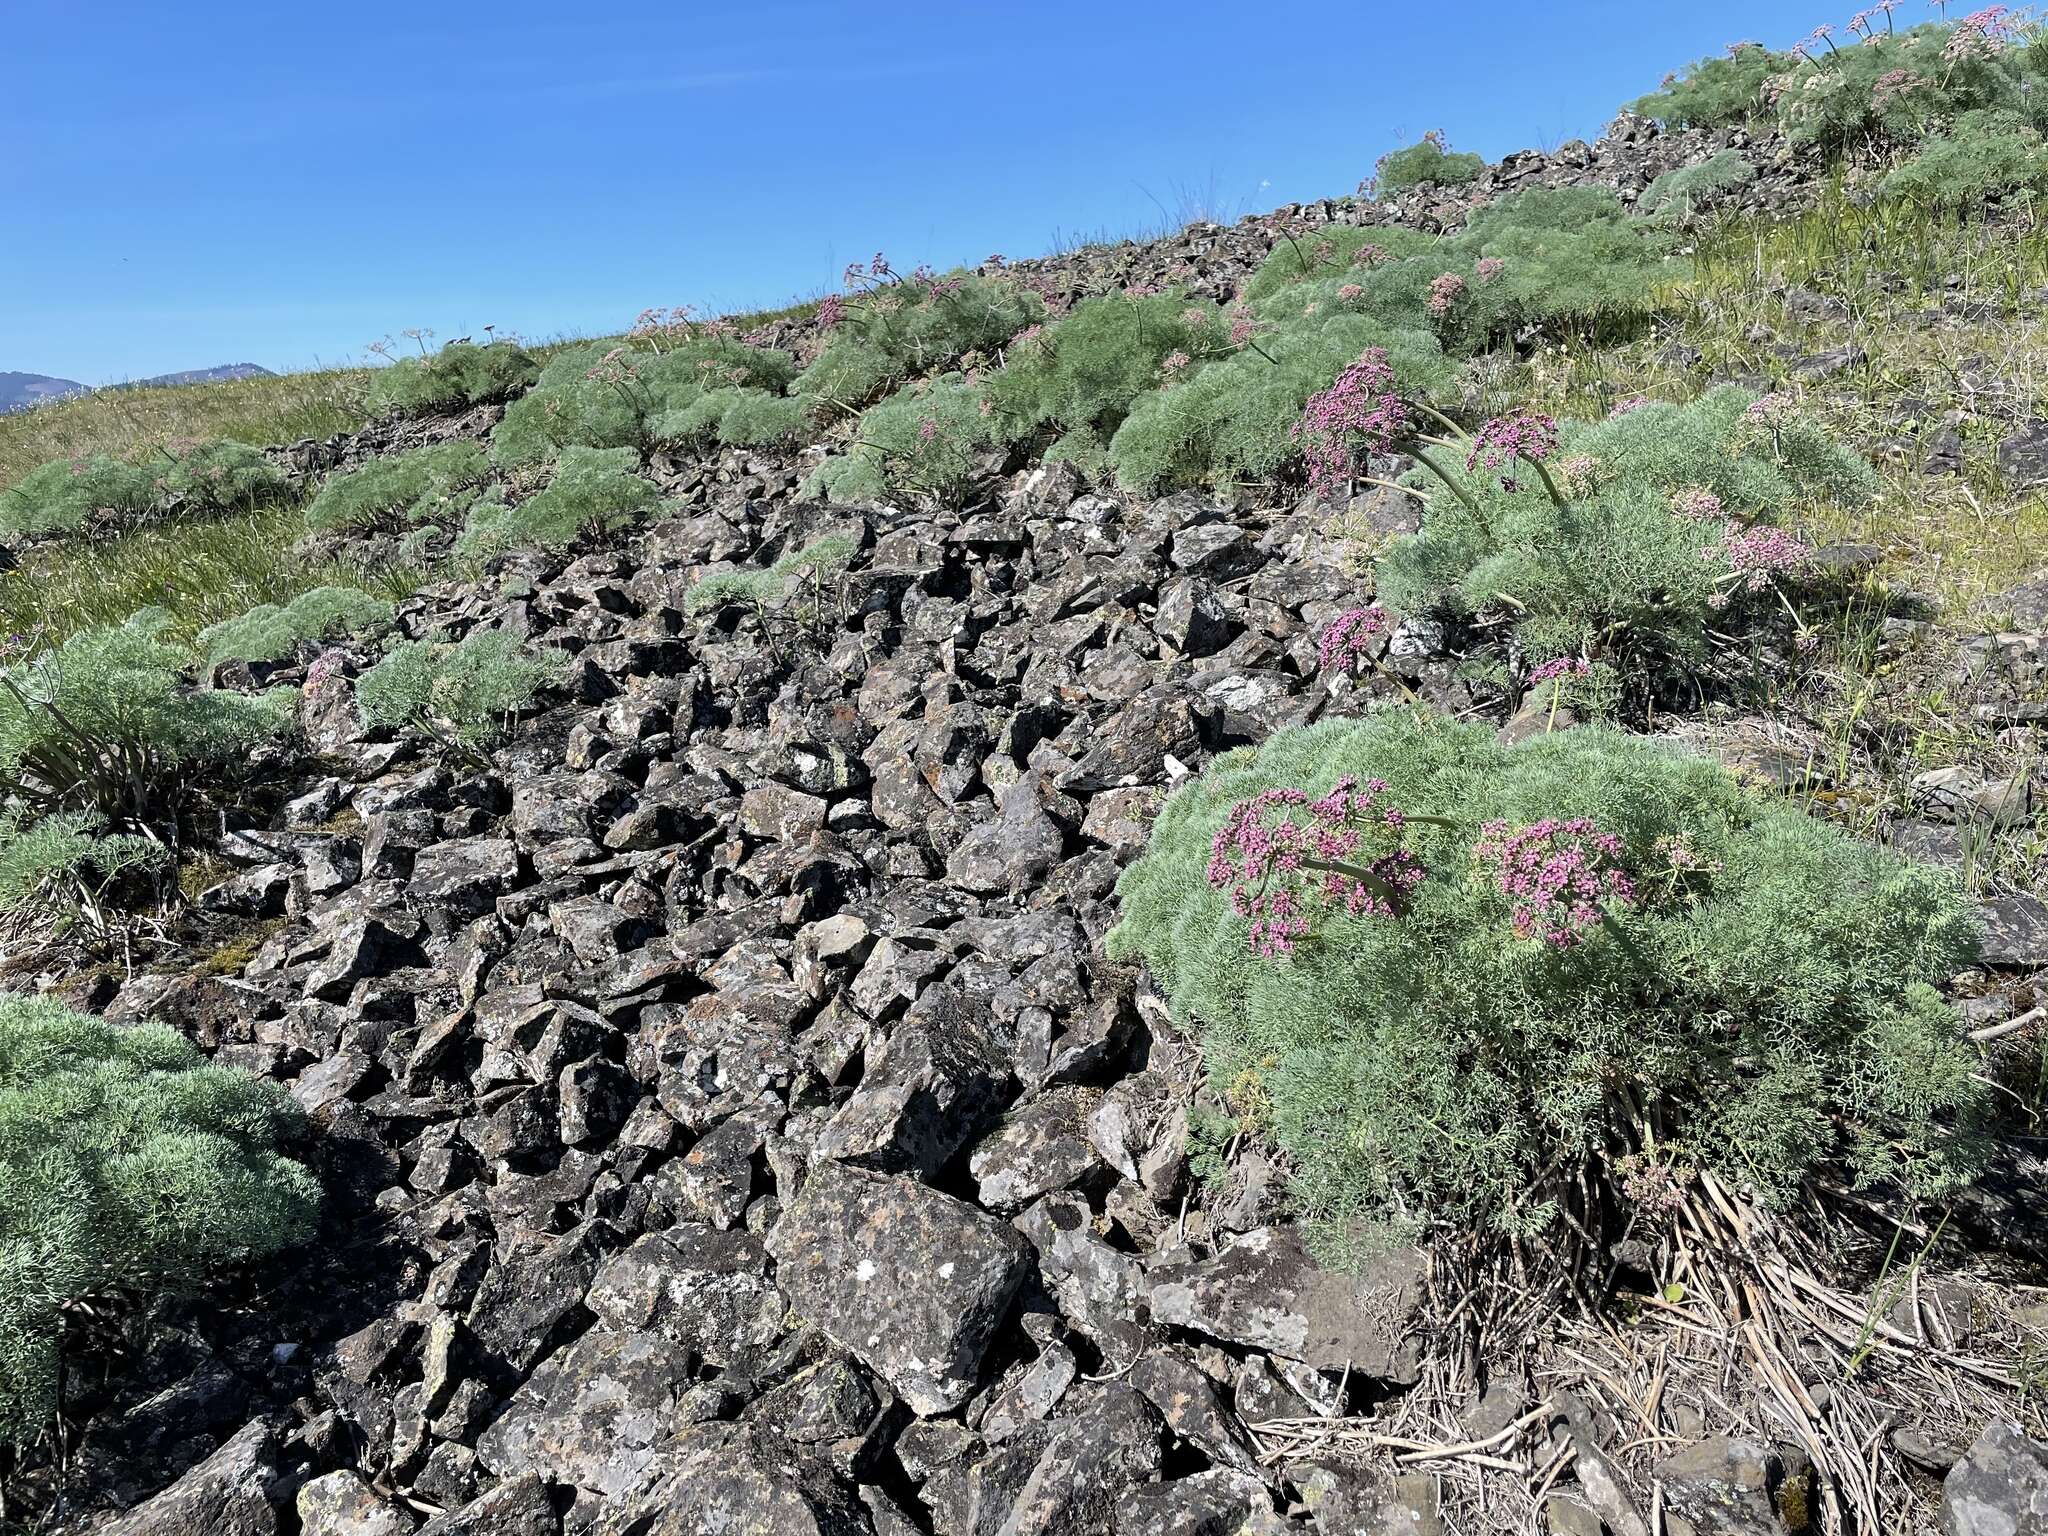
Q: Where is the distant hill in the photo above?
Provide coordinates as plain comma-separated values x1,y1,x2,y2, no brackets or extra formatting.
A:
0,371,86,413
0,362,275,415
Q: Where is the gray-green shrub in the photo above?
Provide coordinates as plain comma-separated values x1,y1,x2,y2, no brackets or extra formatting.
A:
0,609,293,824
357,628,560,748
196,586,396,667
158,439,290,515
1376,387,1880,669
1639,151,1758,219
1107,711,1985,1237
367,339,540,417
1375,134,1486,196
683,533,858,617
795,273,1041,413
492,337,797,469
303,441,490,534
0,995,319,1446
0,811,165,925
1881,110,2048,209
454,445,657,561
806,375,1011,507
653,387,811,451
0,455,157,540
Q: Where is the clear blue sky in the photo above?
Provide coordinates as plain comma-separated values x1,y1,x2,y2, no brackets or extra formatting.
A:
4,0,1837,385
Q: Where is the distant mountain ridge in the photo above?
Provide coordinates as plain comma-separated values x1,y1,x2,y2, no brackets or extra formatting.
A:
0,362,275,415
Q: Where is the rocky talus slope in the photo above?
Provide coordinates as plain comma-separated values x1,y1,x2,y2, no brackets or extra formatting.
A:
13,114,2048,1536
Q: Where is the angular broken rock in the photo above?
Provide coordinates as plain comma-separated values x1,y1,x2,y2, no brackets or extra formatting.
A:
1653,1435,1812,1536
1978,895,2048,968
474,1326,692,1498
996,1383,1169,1533
1116,1469,1279,1536
593,1420,870,1536
296,1470,413,1536
102,1419,281,1536
815,984,1015,1178
1147,1226,1426,1383
765,1158,1031,1415
586,1225,783,1367
1943,1418,2048,1536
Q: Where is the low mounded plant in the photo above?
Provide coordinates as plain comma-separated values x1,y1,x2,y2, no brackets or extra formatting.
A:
0,455,157,540
1374,132,1487,196
806,375,1011,507
1639,150,1758,220
367,339,540,418
1371,386,1880,672
195,586,396,668
356,627,560,749
303,440,490,534
1107,711,1986,1239
0,810,165,930
1881,109,2048,209
156,438,290,516
0,996,319,1447
795,263,1042,414
683,532,858,617
492,336,796,469
652,387,811,451
454,445,657,562
0,609,294,826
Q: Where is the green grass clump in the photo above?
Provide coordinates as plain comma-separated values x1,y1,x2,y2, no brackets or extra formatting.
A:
796,272,1041,414
1640,151,1758,220
0,455,156,540
652,387,811,451
985,292,1227,472
196,586,395,668
0,609,293,827
1377,387,1879,671
366,339,540,417
454,445,657,562
0,995,319,1447
357,628,560,749
303,440,490,534
492,337,797,469
1881,110,2048,210
806,375,1010,507
1375,134,1487,196
1107,711,1985,1238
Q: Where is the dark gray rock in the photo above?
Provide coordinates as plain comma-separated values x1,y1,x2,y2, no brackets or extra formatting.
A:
296,1470,414,1536
1115,1471,1277,1536
592,1421,870,1536
586,1226,782,1367
1979,895,2048,968
968,1085,1106,1214
414,1471,557,1536
947,778,1066,895
1147,1226,1427,1383
816,985,1015,1178
409,837,520,914
102,1420,281,1536
992,1384,1168,1534
765,1159,1031,1415
474,1327,692,1498
1998,422,2048,490
1943,1418,2048,1536
1654,1436,1812,1536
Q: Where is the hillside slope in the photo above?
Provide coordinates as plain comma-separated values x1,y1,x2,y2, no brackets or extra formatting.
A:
4,18,2048,1536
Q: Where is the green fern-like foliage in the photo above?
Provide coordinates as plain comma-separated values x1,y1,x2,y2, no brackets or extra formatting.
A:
454,445,657,562
985,292,1227,455
1107,711,1985,1236
0,455,158,540
1375,135,1487,196
1639,151,1758,220
652,387,811,451
367,339,540,417
806,374,1011,507
304,440,490,534
357,628,560,748
196,586,396,668
0,810,166,917
1376,387,1879,668
683,533,857,616
160,439,291,516
0,995,319,1446
795,274,1041,413
1107,315,1451,494
492,337,797,469
1236,227,1442,311
1630,42,1789,130
0,609,293,824
1882,110,2048,209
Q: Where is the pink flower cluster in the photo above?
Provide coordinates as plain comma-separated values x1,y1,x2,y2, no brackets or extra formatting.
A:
1607,395,1653,418
1426,273,1467,318
1228,308,1258,348
1160,350,1194,383
630,305,695,340
1872,68,1929,109
1474,817,1638,949
1318,605,1389,672
1468,411,1560,476
1351,244,1390,269
1337,283,1365,302
817,294,846,330
1528,656,1591,686
1707,525,1811,592
1670,486,1724,520
1206,779,1426,957
1291,348,1411,493
1475,257,1507,284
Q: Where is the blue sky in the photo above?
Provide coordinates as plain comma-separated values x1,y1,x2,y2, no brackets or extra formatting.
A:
5,0,1842,384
